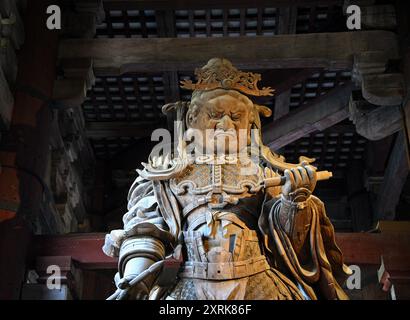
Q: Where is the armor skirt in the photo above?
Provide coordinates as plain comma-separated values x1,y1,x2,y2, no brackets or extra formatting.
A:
167,268,303,300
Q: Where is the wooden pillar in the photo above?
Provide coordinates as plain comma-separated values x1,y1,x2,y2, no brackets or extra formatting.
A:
273,6,297,122
0,0,59,299
88,160,110,231
156,9,179,131
375,131,409,221
346,160,373,231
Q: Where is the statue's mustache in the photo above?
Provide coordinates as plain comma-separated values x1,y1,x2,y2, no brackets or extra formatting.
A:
212,129,237,138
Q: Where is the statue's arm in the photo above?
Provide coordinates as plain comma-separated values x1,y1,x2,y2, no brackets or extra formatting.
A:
275,194,314,255
103,177,173,299
264,165,316,255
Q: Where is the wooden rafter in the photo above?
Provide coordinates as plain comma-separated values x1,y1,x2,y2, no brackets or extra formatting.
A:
261,68,321,95
375,131,410,221
59,31,399,75
262,83,353,150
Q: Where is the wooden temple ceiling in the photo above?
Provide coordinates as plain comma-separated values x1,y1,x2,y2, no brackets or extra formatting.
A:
94,5,345,39
2,0,410,300
1,0,409,301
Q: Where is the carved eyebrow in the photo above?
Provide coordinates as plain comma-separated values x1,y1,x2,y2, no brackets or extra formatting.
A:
231,106,246,116
231,102,247,112
207,104,224,112
207,110,223,119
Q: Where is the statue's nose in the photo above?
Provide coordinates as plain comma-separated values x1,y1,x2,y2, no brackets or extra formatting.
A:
216,115,235,131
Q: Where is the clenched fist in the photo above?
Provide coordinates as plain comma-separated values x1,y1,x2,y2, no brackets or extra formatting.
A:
282,164,317,202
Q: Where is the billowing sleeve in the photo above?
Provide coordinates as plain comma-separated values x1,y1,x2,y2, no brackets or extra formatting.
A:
259,194,351,300
102,175,174,258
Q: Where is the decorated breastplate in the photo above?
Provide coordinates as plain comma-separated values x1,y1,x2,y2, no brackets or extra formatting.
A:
169,155,265,218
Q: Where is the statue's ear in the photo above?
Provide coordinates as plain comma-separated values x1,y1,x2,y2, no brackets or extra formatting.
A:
162,102,177,115
255,104,272,118
162,101,190,126
186,110,194,128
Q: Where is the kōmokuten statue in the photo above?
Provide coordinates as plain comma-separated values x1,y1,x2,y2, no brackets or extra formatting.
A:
103,58,351,300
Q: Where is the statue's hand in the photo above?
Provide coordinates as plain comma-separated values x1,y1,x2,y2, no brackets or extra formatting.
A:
114,257,161,300
114,272,157,300
282,164,317,202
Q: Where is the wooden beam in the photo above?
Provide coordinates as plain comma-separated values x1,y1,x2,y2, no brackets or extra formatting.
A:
85,121,164,138
276,6,297,35
375,131,410,221
58,31,399,75
337,232,410,269
155,10,179,131
163,71,180,130
378,221,410,234
268,7,297,121
53,58,95,108
260,68,321,95
361,73,405,107
262,83,353,150
365,136,395,195
349,97,403,141
32,233,117,270
258,68,321,128
31,231,410,269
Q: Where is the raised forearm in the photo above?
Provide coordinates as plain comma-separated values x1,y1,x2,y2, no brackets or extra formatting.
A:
119,237,165,274
117,236,166,297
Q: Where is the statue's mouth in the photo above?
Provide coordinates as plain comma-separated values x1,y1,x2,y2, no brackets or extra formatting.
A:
213,129,237,139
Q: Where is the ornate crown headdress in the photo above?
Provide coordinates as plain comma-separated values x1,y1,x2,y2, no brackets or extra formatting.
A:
180,58,275,97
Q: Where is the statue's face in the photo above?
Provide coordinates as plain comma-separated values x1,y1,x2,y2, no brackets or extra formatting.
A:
187,93,251,155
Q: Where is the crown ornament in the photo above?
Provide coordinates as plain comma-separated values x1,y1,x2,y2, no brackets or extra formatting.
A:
180,58,275,97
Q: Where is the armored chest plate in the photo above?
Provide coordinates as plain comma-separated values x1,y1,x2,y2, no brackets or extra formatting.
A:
169,158,264,196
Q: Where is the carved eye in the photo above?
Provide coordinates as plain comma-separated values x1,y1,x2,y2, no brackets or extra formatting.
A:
209,112,220,119
232,114,241,121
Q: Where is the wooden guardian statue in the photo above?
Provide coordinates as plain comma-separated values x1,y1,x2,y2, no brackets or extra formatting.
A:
103,58,351,300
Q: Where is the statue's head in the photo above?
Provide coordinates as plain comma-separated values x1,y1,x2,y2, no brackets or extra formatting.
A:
185,89,253,154
182,58,274,155
142,58,310,180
